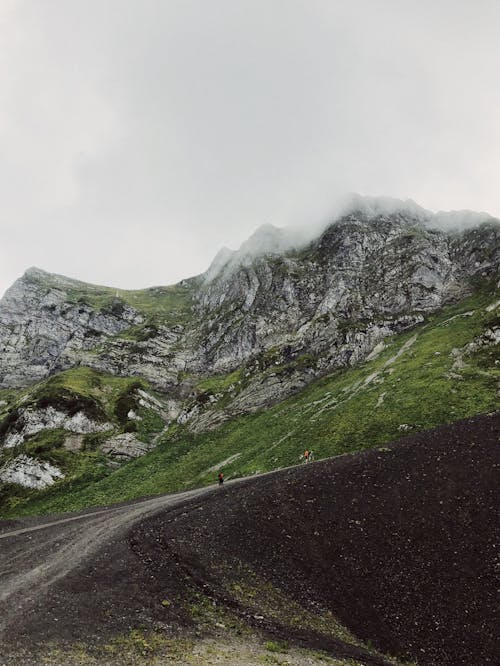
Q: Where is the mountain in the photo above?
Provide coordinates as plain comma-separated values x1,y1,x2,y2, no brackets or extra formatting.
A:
0,197,499,512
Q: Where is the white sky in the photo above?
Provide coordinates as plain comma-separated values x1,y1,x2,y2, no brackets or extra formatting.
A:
1,0,499,296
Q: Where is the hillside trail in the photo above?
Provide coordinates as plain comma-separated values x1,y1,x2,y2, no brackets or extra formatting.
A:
0,464,295,642
0,460,400,666
0,483,230,638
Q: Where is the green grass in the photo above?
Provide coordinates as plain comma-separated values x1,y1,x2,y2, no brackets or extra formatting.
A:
3,287,498,518
0,367,174,514
197,368,243,394
265,641,289,653
12,368,165,433
15,368,167,438
29,270,197,326
0,426,111,516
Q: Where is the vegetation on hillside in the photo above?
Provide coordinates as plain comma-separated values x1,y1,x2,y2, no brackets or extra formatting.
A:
27,270,198,326
0,368,170,514
1,285,497,518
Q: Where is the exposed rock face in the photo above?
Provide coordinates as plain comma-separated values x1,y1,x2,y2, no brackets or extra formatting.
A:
2,407,113,449
63,434,85,452
0,454,64,489
195,215,499,374
176,214,498,430
0,268,143,389
99,433,154,461
462,325,500,356
0,203,499,434
64,323,187,391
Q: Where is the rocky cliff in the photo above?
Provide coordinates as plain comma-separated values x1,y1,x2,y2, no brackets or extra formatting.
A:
1,204,499,403
0,199,499,489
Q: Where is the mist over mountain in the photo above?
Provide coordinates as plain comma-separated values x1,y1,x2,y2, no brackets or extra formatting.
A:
0,197,497,414
2,1,500,662
204,194,497,281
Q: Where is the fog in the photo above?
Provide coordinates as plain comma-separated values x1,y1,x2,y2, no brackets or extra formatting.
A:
1,1,500,295
204,193,495,281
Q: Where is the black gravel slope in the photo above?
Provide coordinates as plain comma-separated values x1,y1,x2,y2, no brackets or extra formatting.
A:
137,411,500,665
1,412,498,666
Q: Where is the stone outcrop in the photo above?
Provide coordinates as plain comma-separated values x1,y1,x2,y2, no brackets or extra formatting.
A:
195,214,498,374
99,433,155,461
0,267,143,389
0,199,499,447
0,454,64,489
2,406,113,449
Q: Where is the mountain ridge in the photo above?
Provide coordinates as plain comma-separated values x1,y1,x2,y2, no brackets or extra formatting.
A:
9,194,499,292
2,206,498,393
0,197,499,507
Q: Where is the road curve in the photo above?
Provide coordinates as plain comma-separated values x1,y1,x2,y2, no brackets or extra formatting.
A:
0,484,220,639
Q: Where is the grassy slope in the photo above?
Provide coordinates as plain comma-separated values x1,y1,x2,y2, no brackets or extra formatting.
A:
29,271,197,326
0,368,168,514
2,286,497,519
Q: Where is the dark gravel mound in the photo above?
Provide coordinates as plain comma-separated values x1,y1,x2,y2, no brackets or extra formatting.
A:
137,411,500,666
4,412,498,666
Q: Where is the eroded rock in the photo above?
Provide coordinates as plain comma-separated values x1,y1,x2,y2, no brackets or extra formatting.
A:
0,454,64,488
99,433,154,461
2,407,113,449
0,205,498,436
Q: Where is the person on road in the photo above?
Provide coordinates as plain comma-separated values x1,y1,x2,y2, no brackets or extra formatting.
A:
218,471,224,485
309,449,314,462
304,449,309,462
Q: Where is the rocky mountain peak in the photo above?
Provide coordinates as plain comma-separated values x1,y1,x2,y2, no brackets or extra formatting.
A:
0,199,498,411
0,199,499,493
22,266,50,281
203,196,498,285
204,223,312,283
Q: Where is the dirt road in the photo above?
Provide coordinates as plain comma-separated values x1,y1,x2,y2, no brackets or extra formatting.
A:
0,485,217,640
0,412,498,666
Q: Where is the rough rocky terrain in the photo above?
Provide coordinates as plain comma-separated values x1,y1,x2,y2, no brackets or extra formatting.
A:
0,412,497,666
0,200,499,494
1,202,499,411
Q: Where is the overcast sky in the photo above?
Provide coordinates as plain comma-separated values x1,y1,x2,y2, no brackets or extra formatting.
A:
0,0,499,296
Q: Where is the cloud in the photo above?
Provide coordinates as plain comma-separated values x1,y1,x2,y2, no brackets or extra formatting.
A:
1,0,500,295
204,193,498,281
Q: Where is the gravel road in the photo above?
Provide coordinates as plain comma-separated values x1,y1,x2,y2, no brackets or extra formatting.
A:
0,411,498,666
0,485,216,640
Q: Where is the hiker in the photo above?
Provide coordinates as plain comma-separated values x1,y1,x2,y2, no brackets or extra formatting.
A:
304,449,309,462
218,471,224,485
309,449,314,462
